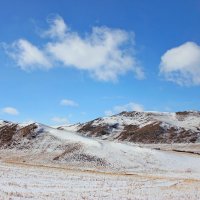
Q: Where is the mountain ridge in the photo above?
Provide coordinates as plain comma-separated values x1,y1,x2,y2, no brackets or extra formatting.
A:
59,110,200,143
1,114,200,178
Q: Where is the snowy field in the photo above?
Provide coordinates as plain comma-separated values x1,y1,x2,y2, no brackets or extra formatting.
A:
0,160,200,200
1,121,200,199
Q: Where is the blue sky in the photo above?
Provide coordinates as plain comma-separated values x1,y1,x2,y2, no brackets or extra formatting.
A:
0,0,200,125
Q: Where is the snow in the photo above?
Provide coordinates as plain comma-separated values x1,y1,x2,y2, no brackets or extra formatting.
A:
1,122,200,179
56,123,81,132
0,120,11,126
1,117,200,199
65,111,200,142
39,124,101,148
0,160,200,200
91,111,200,130
152,112,200,131
93,113,152,128
36,124,200,178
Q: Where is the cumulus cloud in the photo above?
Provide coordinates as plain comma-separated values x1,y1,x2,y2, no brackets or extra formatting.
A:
4,15,144,81
43,15,68,39
60,99,78,107
160,42,200,86
2,107,19,115
4,39,51,70
105,102,144,116
51,117,69,124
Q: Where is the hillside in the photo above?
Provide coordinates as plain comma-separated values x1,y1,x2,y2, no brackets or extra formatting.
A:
59,111,200,143
1,118,200,200
0,119,200,178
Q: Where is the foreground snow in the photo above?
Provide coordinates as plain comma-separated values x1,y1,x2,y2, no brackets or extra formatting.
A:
0,160,200,200
1,120,200,199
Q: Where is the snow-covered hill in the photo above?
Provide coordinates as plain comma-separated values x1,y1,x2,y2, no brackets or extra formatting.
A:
1,119,200,178
59,111,200,143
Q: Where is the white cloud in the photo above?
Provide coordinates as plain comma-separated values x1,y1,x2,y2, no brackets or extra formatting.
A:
2,107,19,115
105,102,144,116
4,39,51,70
46,24,144,81
51,117,69,124
43,15,68,39
160,42,200,86
4,15,144,82
60,99,78,107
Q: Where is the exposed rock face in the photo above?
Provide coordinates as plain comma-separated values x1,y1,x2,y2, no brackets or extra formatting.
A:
78,120,119,137
61,111,200,143
0,121,38,148
116,122,199,143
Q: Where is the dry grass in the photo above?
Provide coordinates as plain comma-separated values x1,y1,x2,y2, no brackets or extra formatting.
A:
0,160,200,200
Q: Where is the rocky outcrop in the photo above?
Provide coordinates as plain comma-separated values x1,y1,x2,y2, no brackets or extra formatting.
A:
0,121,37,148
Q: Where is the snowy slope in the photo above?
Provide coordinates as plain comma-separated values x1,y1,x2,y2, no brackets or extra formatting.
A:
1,120,200,179
60,111,200,143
